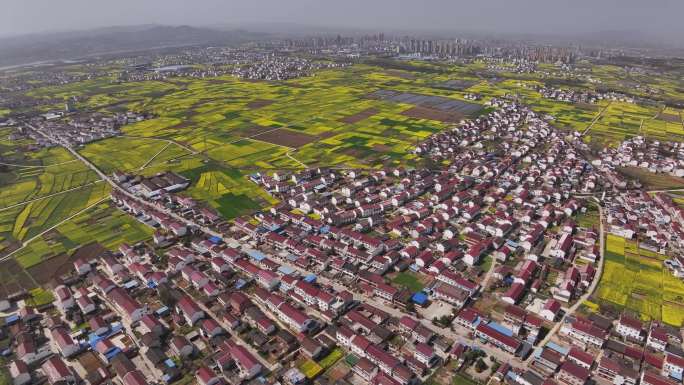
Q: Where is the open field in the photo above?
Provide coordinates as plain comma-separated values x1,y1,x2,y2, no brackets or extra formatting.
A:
391,271,428,292
0,141,109,257
58,65,490,171
8,58,684,285
0,144,99,207
12,201,153,270
0,258,39,298
78,137,184,173
594,235,684,326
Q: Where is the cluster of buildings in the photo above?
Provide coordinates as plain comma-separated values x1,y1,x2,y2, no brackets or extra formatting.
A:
19,111,151,147
537,86,634,105
231,53,349,81
596,136,684,178
6,79,684,385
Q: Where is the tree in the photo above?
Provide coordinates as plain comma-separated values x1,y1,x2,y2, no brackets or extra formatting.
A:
475,358,488,373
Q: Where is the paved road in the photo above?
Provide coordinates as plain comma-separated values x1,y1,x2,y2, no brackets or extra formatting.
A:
179,286,278,373
30,125,226,240
523,205,606,364
25,123,604,371
260,249,523,366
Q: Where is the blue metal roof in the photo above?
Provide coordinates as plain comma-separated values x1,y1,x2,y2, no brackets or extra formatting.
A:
155,306,170,316
246,249,267,261
278,265,295,275
105,347,122,361
545,341,569,355
487,322,513,337
208,236,222,244
303,274,316,283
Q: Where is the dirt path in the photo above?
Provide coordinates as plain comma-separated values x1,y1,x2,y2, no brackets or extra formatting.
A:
0,159,78,168
0,197,109,263
285,150,308,168
581,101,611,137
138,141,171,170
0,179,105,212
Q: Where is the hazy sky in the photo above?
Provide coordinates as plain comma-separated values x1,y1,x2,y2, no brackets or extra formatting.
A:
2,0,683,39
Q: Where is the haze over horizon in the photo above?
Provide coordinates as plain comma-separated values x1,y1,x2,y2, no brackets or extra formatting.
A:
3,0,684,44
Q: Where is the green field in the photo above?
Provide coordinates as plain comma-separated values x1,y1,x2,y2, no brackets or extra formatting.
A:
392,271,426,292
0,141,109,256
5,56,684,296
318,347,344,369
12,201,154,269
595,235,684,326
299,359,323,379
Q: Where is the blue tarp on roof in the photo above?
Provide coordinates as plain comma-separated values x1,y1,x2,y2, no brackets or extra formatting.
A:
208,236,222,244
303,274,316,283
320,225,330,234
409,263,420,272
546,341,569,355
88,323,123,349
411,292,428,305
104,347,122,361
123,280,139,289
155,306,170,316
4,315,19,325
506,240,519,248
246,249,267,261
278,265,295,275
164,359,176,367
487,322,513,337
235,279,247,289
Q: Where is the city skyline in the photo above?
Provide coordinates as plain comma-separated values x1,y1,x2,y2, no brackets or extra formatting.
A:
2,0,684,44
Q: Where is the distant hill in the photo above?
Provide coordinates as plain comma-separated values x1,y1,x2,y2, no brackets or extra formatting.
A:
0,25,266,67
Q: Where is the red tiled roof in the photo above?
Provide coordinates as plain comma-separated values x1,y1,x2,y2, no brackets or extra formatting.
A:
476,323,520,350
619,314,643,331
568,347,594,366
560,361,590,381
230,344,260,371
